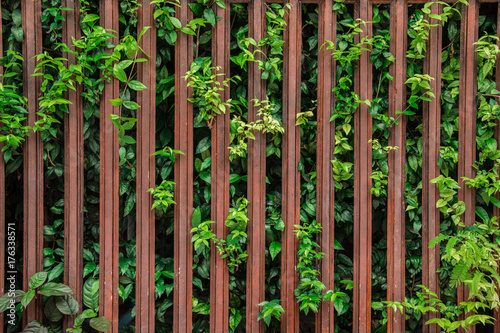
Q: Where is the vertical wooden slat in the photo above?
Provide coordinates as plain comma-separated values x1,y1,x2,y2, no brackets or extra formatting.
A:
281,0,301,331
62,0,83,329
136,1,156,331
0,1,4,331
353,1,373,332
246,0,266,331
422,3,443,333
457,1,478,332
387,1,407,332
99,0,120,331
173,1,193,331
22,0,44,325
494,6,500,332
316,0,336,332
210,2,230,331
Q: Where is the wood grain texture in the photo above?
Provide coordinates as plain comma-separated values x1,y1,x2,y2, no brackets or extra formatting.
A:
136,1,156,331
353,1,373,331
387,1,407,331
99,0,120,331
422,3,443,333
281,1,301,331
246,0,267,331
62,0,84,329
22,0,44,325
173,2,194,332
316,1,336,332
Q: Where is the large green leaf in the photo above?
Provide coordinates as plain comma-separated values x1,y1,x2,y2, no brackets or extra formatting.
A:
55,295,79,315
44,296,63,322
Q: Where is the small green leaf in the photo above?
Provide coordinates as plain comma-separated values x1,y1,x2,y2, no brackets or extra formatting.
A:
122,101,141,110
109,98,122,106
82,14,100,23
113,66,128,83
21,290,35,308
29,272,48,289
269,241,281,260
128,80,147,91
475,206,489,223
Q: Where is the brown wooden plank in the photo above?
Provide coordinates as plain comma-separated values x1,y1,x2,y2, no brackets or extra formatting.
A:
315,0,336,332
210,1,231,331
387,1,407,332
246,0,267,332
281,0,301,331
98,0,120,331
173,2,194,332
422,3,443,333
22,0,44,325
136,1,156,332
62,0,84,330
353,1,373,332
457,1,478,332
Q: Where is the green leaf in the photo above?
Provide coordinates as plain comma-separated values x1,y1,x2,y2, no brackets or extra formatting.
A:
21,290,35,308
38,282,74,296
109,98,122,106
82,14,100,23
269,241,281,260
113,66,128,83
122,101,141,110
12,9,22,27
90,317,112,332
192,207,202,227
55,295,79,315
203,8,216,26
29,272,48,289
12,26,23,42
44,296,64,322
83,278,99,311
490,196,500,209
170,17,182,29
196,137,211,154
23,321,44,333
124,192,136,217
48,262,64,282
475,206,489,223
128,80,147,91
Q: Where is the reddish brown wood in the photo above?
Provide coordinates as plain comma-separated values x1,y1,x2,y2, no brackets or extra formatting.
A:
316,1,336,332
353,1,373,332
173,2,194,332
422,4,443,333
99,0,120,331
387,1,407,332
457,1,478,332
246,0,267,331
22,0,44,325
210,1,231,331
136,1,156,332
281,0,301,331
62,0,84,329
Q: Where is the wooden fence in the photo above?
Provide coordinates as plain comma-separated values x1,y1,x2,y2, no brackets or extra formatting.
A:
0,0,499,332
